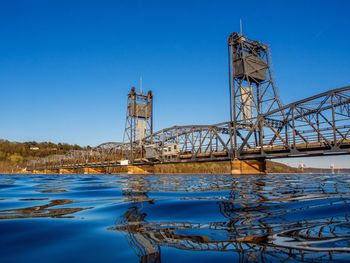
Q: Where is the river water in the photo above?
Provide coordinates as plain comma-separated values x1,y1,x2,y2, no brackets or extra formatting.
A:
0,173,350,262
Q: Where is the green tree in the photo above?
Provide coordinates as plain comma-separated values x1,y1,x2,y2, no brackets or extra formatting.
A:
8,153,24,163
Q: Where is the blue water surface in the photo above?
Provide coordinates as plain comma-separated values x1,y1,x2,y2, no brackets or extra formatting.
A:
0,173,350,262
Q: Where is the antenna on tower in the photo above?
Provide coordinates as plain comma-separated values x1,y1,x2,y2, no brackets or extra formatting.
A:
239,18,243,36
140,76,143,94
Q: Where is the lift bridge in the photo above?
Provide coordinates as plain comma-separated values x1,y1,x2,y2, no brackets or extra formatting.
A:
28,32,350,173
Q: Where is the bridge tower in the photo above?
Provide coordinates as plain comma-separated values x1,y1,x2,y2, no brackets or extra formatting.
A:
228,32,283,158
123,87,153,163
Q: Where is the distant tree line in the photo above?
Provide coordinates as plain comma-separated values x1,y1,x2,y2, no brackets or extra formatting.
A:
0,139,89,164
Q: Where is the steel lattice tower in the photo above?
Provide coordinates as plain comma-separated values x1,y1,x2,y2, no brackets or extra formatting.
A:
123,87,153,163
228,32,283,158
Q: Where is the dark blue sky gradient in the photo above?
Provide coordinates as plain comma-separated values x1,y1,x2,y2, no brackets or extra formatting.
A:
1,0,350,167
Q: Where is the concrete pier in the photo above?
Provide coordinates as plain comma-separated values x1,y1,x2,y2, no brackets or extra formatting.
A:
31,159,266,175
126,160,265,175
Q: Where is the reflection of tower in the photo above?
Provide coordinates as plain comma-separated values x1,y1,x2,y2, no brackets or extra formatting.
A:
299,162,305,173
121,206,160,263
118,177,160,263
228,32,283,156
124,87,153,163
113,175,342,261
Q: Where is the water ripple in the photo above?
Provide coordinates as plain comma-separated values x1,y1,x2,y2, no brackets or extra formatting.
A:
0,173,350,262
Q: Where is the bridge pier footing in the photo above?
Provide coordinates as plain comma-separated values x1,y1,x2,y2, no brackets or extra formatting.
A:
82,167,106,174
230,159,266,175
30,159,266,175
126,159,266,175
32,169,60,174
59,168,76,174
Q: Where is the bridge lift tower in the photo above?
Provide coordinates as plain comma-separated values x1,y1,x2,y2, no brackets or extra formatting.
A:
123,87,153,163
228,32,284,158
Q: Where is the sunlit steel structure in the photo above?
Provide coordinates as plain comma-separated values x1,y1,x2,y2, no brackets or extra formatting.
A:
228,32,283,158
124,87,154,163
27,32,350,171
140,85,350,162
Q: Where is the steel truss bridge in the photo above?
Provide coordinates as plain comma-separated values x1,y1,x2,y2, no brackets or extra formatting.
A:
28,86,350,170
27,32,350,171
144,86,350,160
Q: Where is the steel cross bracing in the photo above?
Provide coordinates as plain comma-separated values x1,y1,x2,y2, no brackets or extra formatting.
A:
28,85,350,170
141,122,233,162
26,32,350,171
27,142,127,170
242,85,350,159
228,32,285,158
136,86,350,162
123,87,153,163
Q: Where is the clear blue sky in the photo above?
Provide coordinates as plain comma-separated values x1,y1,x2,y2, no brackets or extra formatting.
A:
1,0,349,167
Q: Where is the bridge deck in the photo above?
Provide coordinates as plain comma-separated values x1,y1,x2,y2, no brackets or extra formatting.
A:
28,140,350,171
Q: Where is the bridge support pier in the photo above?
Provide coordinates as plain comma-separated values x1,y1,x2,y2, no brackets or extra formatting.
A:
127,165,154,174
32,169,59,174
126,159,266,175
59,168,76,174
82,167,106,174
230,159,266,175
30,159,266,175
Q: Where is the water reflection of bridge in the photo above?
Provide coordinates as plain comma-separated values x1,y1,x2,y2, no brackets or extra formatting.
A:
111,175,350,262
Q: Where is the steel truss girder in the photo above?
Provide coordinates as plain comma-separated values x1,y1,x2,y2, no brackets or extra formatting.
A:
238,86,350,159
27,86,350,170
141,122,234,163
